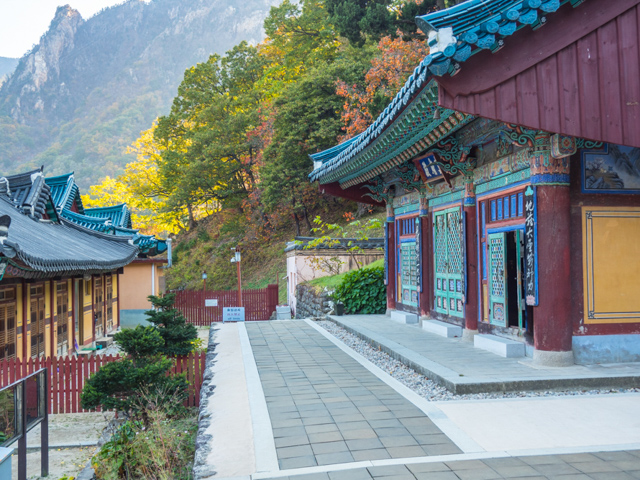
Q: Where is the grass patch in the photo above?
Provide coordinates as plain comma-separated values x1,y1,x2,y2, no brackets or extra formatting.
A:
305,258,384,290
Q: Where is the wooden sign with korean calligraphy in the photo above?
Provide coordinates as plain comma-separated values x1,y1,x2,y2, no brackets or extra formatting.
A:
524,186,538,306
384,222,389,286
415,217,422,293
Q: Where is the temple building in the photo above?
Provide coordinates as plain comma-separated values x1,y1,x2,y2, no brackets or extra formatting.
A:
0,169,168,361
310,0,640,366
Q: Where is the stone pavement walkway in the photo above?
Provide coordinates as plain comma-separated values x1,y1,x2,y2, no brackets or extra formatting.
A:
246,321,461,469
199,320,640,480
264,450,640,480
329,315,640,394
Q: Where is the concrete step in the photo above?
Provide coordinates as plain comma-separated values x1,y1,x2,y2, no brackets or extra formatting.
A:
474,334,525,358
390,310,418,324
421,319,462,338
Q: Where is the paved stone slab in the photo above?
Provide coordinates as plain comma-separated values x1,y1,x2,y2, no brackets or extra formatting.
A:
246,321,461,469
265,450,640,480
329,315,640,394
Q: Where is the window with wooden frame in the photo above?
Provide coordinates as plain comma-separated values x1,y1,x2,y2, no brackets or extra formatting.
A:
56,282,69,353
30,284,45,357
84,279,91,296
0,288,17,360
106,275,113,332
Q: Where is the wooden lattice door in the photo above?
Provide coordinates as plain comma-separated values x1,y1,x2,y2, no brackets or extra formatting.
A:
30,285,45,357
56,282,69,355
433,207,465,318
488,232,507,326
0,289,17,360
397,217,419,308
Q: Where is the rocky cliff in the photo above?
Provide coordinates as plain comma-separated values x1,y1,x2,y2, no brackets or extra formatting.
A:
0,0,277,186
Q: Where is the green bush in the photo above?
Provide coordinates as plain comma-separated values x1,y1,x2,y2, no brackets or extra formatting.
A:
92,393,197,480
145,294,198,357
80,327,189,413
333,266,385,314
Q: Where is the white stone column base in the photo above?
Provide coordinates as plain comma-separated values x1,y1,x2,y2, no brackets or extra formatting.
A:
462,329,478,342
533,349,574,367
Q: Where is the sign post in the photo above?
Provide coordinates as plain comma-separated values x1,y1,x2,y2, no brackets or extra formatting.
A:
223,307,245,322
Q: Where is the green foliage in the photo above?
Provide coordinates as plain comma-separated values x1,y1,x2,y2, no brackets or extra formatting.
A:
80,305,194,414
80,355,188,413
145,294,198,357
92,396,197,480
334,266,386,314
113,325,165,359
324,0,430,45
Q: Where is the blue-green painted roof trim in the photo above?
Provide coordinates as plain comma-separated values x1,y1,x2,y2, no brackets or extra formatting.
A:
60,208,114,233
44,172,85,214
309,0,583,185
84,204,132,229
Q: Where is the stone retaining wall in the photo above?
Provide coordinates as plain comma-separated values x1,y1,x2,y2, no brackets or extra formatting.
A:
295,284,334,319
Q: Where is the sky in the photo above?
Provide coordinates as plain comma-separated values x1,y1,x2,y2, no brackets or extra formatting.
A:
0,0,125,58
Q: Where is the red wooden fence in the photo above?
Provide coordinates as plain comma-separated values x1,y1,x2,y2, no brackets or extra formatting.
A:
172,284,279,325
0,352,206,414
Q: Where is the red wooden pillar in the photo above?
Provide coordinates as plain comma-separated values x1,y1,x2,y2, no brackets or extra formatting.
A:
419,198,431,317
530,134,573,366
463,179,479,334
386,203,396,312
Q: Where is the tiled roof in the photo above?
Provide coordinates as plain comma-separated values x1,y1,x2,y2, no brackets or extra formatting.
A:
84,204,132,229
114,227,168,256
309,0,580,185
60,209,114,233
45,172,85,214
0,195,138,277
2,169,59,221
285,236,384,253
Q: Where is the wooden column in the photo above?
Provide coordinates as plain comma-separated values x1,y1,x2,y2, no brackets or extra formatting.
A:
386,202,396,312
530,134,573,366
419,197,431,317
463,178,479,334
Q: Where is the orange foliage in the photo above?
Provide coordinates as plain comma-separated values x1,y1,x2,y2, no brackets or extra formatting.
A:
336,34,429,140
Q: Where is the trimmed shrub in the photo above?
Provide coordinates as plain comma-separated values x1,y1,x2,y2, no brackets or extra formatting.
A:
333,266,385,314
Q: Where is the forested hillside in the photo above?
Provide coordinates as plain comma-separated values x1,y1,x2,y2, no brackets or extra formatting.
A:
83,0,462,291
0,0,279,187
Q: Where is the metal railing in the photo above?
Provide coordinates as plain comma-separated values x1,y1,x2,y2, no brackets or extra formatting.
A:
0,368,49,480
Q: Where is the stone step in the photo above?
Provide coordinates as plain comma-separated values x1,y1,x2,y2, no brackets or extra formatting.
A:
421,319,462,338
390,310,418,324
95,337,113,349
474,334,525,358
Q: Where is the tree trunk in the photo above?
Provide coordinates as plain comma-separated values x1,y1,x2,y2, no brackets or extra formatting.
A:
292,211,301,237
292,198,301,236
187,203,197,230
303,206,312,232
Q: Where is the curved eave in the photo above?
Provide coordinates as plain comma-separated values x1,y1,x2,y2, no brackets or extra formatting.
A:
310,0,579,187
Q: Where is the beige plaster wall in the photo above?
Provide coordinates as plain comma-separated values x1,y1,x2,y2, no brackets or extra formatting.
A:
286,250,383,315
119,262,165,311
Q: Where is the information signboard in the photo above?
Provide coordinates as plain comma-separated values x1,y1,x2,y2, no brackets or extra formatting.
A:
222,307,245,322
204,299,218,307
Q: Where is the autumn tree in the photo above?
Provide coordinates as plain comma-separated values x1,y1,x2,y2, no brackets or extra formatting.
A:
336,34,428,138
154,42,269,230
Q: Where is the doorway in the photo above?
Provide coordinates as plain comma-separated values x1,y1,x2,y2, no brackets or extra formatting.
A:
488,229,533,335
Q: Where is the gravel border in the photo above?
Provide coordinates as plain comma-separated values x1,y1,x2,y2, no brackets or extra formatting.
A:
316,320,640,401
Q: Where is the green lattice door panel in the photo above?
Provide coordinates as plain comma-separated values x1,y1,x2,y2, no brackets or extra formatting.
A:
400,241,418,307
433,207,464,318
488,232,507,326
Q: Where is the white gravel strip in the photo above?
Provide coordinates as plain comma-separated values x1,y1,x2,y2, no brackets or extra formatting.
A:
316,320,640,401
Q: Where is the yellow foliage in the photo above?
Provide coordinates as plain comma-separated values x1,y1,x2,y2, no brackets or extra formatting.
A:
82,123,185,236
